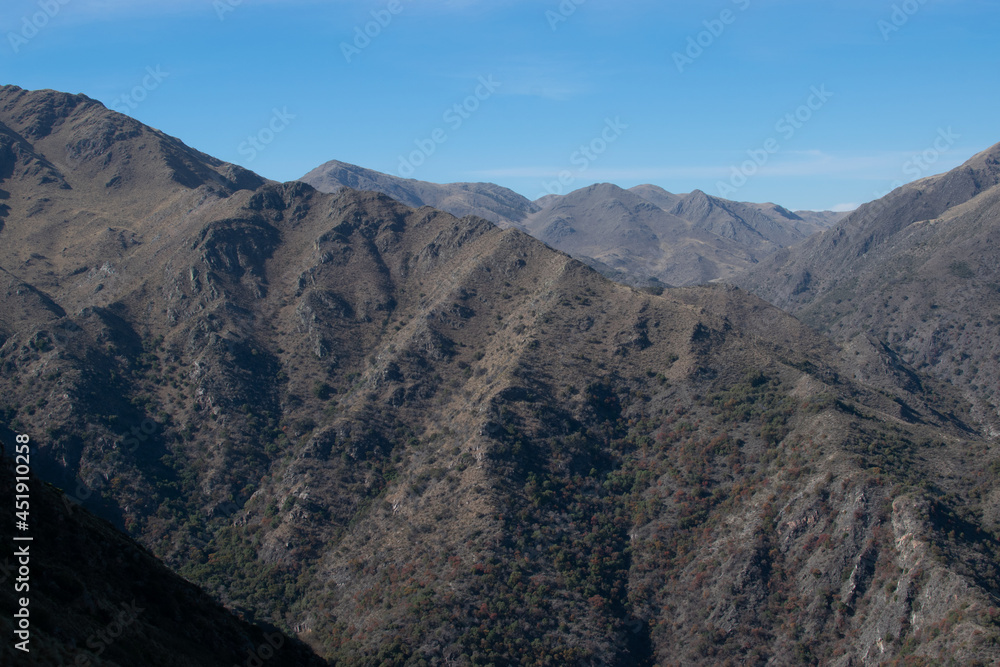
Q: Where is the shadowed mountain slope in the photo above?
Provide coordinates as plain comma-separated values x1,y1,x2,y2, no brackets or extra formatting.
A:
0,441,326,667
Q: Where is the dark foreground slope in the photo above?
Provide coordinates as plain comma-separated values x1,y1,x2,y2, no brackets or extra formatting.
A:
734,143,1000,434
0,441,325,667
2,86,1000,665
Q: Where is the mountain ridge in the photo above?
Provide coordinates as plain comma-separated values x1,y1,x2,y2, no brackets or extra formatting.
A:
299,158,541,227
732,141,1000,433
300,159,848,286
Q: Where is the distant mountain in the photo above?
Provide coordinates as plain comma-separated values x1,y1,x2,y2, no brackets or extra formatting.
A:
517,183,753,286
733,141,1000,432
643,187,835,245
794,208,850,229
4,85,1000,665
301,161,845,287
519,184,844,286
667,188,838,246
627,183,682,211
300,159,540,226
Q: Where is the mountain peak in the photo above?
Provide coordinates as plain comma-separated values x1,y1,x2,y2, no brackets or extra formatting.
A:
299,159,539,226
0,85,266,196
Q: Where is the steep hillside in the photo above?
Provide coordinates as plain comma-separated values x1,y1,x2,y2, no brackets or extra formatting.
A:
299,159,540,227
3,85,1000,665
734,143,1000,433
0,439,325,667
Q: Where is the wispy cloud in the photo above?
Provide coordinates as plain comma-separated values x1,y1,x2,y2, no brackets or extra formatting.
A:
50,0,323,22
474,146,978,184
830,202,859,212
470,165,729,180
499,79,593,102
485,57,598,102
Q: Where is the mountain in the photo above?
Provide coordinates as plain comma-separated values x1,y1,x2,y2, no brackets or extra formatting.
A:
301,161,845,287
795,208,851,229
733,142,1000,433
633,186,837,244
518,184,842,286
299,159,540,227
3,85,1000,664
517,182,760,287
0,442,325,667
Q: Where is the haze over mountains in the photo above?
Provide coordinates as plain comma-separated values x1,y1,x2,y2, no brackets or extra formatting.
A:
3,85,1000,665
301,160,848,287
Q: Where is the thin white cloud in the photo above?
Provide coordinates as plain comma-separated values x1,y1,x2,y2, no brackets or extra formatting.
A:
54,0,326,22
471,166,729,180
486,57,599,102
499,80,593,102
473,146,979,184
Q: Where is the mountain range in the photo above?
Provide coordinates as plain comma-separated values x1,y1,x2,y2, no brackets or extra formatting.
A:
2,85,1000,665
300,159,848,287
733,142,1000,436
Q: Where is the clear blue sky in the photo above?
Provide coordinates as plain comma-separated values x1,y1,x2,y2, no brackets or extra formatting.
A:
3,0,998,211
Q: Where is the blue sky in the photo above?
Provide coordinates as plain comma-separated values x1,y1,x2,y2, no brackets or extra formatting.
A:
2,0,998,211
